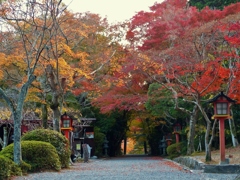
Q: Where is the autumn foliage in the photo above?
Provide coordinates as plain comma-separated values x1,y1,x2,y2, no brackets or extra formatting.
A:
1,0,240,164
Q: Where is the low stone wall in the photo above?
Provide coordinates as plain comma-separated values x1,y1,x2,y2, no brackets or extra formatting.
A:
204,164,240,174
174,156,240,174
173,156,204,170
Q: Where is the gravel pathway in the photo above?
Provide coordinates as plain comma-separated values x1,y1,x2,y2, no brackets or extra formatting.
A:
12,156,239,180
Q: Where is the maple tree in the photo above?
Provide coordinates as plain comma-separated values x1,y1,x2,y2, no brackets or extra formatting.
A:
92,49,155,114
0,0,72,164
91,45,159,154
222,21,240,147
126,0,240,161
21,9,121,131
34,11,107,131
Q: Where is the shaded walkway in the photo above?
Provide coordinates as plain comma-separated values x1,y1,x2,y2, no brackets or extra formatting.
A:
12,156,238,180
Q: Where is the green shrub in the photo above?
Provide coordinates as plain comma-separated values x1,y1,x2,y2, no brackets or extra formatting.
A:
94,127,105,157
18,161,31,175
180,140,188,155
22,128,71,168
166,142,183,159
0,141,61,172
0,155,22,179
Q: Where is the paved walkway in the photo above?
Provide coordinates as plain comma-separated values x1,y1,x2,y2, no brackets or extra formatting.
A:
12,156,239,180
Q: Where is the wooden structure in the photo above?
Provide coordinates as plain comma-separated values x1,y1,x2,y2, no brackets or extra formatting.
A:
72,118,96,157
60,113,73,140
165,133,172,146
208,91,236,164
0,116,96,157
173,122,182,143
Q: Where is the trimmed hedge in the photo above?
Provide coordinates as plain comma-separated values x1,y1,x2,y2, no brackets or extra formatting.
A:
0,155,22,179
0,141,61,172
166,142,183,159
21,129,71,168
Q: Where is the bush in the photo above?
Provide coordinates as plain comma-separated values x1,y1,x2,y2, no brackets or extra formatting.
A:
18,161,31,175
94,127,105,157
21,128,71,168
0,141,61,172
0,155,22,179
166,142,183,159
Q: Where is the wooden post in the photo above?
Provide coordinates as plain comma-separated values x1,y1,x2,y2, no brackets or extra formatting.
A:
175,133,180,143
219,118,226,164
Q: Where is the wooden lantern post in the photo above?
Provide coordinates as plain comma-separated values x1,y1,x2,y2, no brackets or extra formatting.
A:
60,112,73,140
166,133,172,146
208,92,235,164
173,123,181,143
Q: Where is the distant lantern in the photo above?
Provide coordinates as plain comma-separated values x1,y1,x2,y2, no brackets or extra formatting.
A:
208,91,236,164
173,123,181,133
165,133,172,146
173,122,182,143
60,112,73,140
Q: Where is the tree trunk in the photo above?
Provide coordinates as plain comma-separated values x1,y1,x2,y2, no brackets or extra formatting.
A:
42,103,48,129
187,105,198,155
205,143,211,162
46,65,63,132
205,120,212,161
204,119,217,162
123,137,127,155
3,127,7,148
12,75,36,164
51,94,61,132
52,108,61,132
13,111,22,164
144,141,148,154
228,118,239,147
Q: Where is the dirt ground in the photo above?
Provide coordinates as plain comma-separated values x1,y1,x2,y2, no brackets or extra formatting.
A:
193,146,240,164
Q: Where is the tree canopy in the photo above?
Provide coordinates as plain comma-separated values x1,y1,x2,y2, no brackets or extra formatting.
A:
1,0,240,161
189,0,240,10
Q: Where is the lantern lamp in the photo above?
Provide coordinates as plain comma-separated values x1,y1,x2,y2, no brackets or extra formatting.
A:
173,123,181,133
60,112,73,140
208,91,235,119
173,122,182,143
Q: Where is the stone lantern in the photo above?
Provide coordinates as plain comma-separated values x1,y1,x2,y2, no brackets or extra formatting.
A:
103,137,109,157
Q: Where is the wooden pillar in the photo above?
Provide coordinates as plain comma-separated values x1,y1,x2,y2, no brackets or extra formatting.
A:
175,133,180,143
219,118,225,163
63,130,70,140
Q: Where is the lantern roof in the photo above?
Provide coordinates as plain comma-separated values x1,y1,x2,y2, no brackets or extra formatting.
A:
61,112,71,118
208,91,236,104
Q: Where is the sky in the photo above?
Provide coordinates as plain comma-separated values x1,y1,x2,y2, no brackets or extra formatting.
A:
62,0,164,24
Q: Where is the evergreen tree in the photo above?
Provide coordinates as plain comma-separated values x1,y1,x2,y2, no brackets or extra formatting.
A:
189,0,240,10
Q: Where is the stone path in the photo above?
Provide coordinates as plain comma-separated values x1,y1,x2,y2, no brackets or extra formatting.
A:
11,156,239,180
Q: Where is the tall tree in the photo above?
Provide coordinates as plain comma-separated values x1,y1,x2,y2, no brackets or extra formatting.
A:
0,0,67,164
22,10,119,131
223,21,240,147
189,0,240,10
126,0,240,160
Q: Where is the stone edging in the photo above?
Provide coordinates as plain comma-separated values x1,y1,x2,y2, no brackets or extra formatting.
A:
204,164,240,174
173,156,204,170
173,156,240,174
